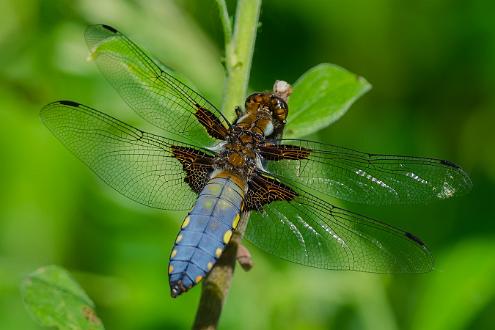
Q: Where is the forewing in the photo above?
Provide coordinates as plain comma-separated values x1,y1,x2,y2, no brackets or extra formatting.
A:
84,24,230,146
40,101,212,211
262,139,472,205
245,188,433,273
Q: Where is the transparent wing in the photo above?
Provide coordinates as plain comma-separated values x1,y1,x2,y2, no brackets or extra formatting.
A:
245,187,433,273
40,101,211,211
263,139,472,205
84,24,230,146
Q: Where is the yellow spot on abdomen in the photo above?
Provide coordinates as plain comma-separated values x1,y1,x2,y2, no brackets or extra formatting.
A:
203,199,213,209
181,216,190,229
207,184,221,195
232,213,240,229
168,265,174,274
215,247,222,258
223,230,233,244
195,275,203,283
171,249,177,258
207,262,213,271
176,234,183,243
218,200,229,210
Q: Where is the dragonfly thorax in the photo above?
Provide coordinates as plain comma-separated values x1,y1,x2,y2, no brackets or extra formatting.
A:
214,131,260,180
212,92,289,180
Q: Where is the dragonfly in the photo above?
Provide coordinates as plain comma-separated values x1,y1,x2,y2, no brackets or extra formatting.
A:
41,24,472,298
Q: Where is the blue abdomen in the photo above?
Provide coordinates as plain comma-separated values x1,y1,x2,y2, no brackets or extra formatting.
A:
168,173,245,297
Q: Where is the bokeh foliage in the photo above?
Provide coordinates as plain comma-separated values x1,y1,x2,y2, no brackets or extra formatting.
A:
22,265,104,330
1,0,494,329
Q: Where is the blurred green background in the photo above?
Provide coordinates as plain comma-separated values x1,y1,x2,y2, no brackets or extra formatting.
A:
1,0,495,329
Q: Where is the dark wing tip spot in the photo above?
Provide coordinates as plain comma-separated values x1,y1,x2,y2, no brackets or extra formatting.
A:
405,232,425,246
440,159,460,169
101,24,118,33
59,100,80,107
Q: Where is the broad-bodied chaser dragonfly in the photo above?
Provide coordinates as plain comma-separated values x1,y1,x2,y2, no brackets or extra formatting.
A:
41,25,472,297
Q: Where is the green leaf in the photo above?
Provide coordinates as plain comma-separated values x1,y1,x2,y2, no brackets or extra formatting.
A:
411,239,495,330
285,63,371,138
21,265,104,330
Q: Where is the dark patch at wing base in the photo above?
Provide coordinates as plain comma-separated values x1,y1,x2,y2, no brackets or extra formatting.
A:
171,146,214,193
194,105,229,140
259,144,311,160
245,173,297,210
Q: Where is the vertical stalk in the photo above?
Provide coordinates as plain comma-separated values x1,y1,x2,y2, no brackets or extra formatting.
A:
193,1,261,328
214,0,232,48
221,0,262,118
192,213,250,330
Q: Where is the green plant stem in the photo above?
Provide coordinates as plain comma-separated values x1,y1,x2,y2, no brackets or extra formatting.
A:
193,213,250,330
221,0,261,118
214,0,232,49
193,1,261,328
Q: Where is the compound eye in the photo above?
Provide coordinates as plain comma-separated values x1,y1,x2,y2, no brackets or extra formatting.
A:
273,106,288,121
245,93,266,112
